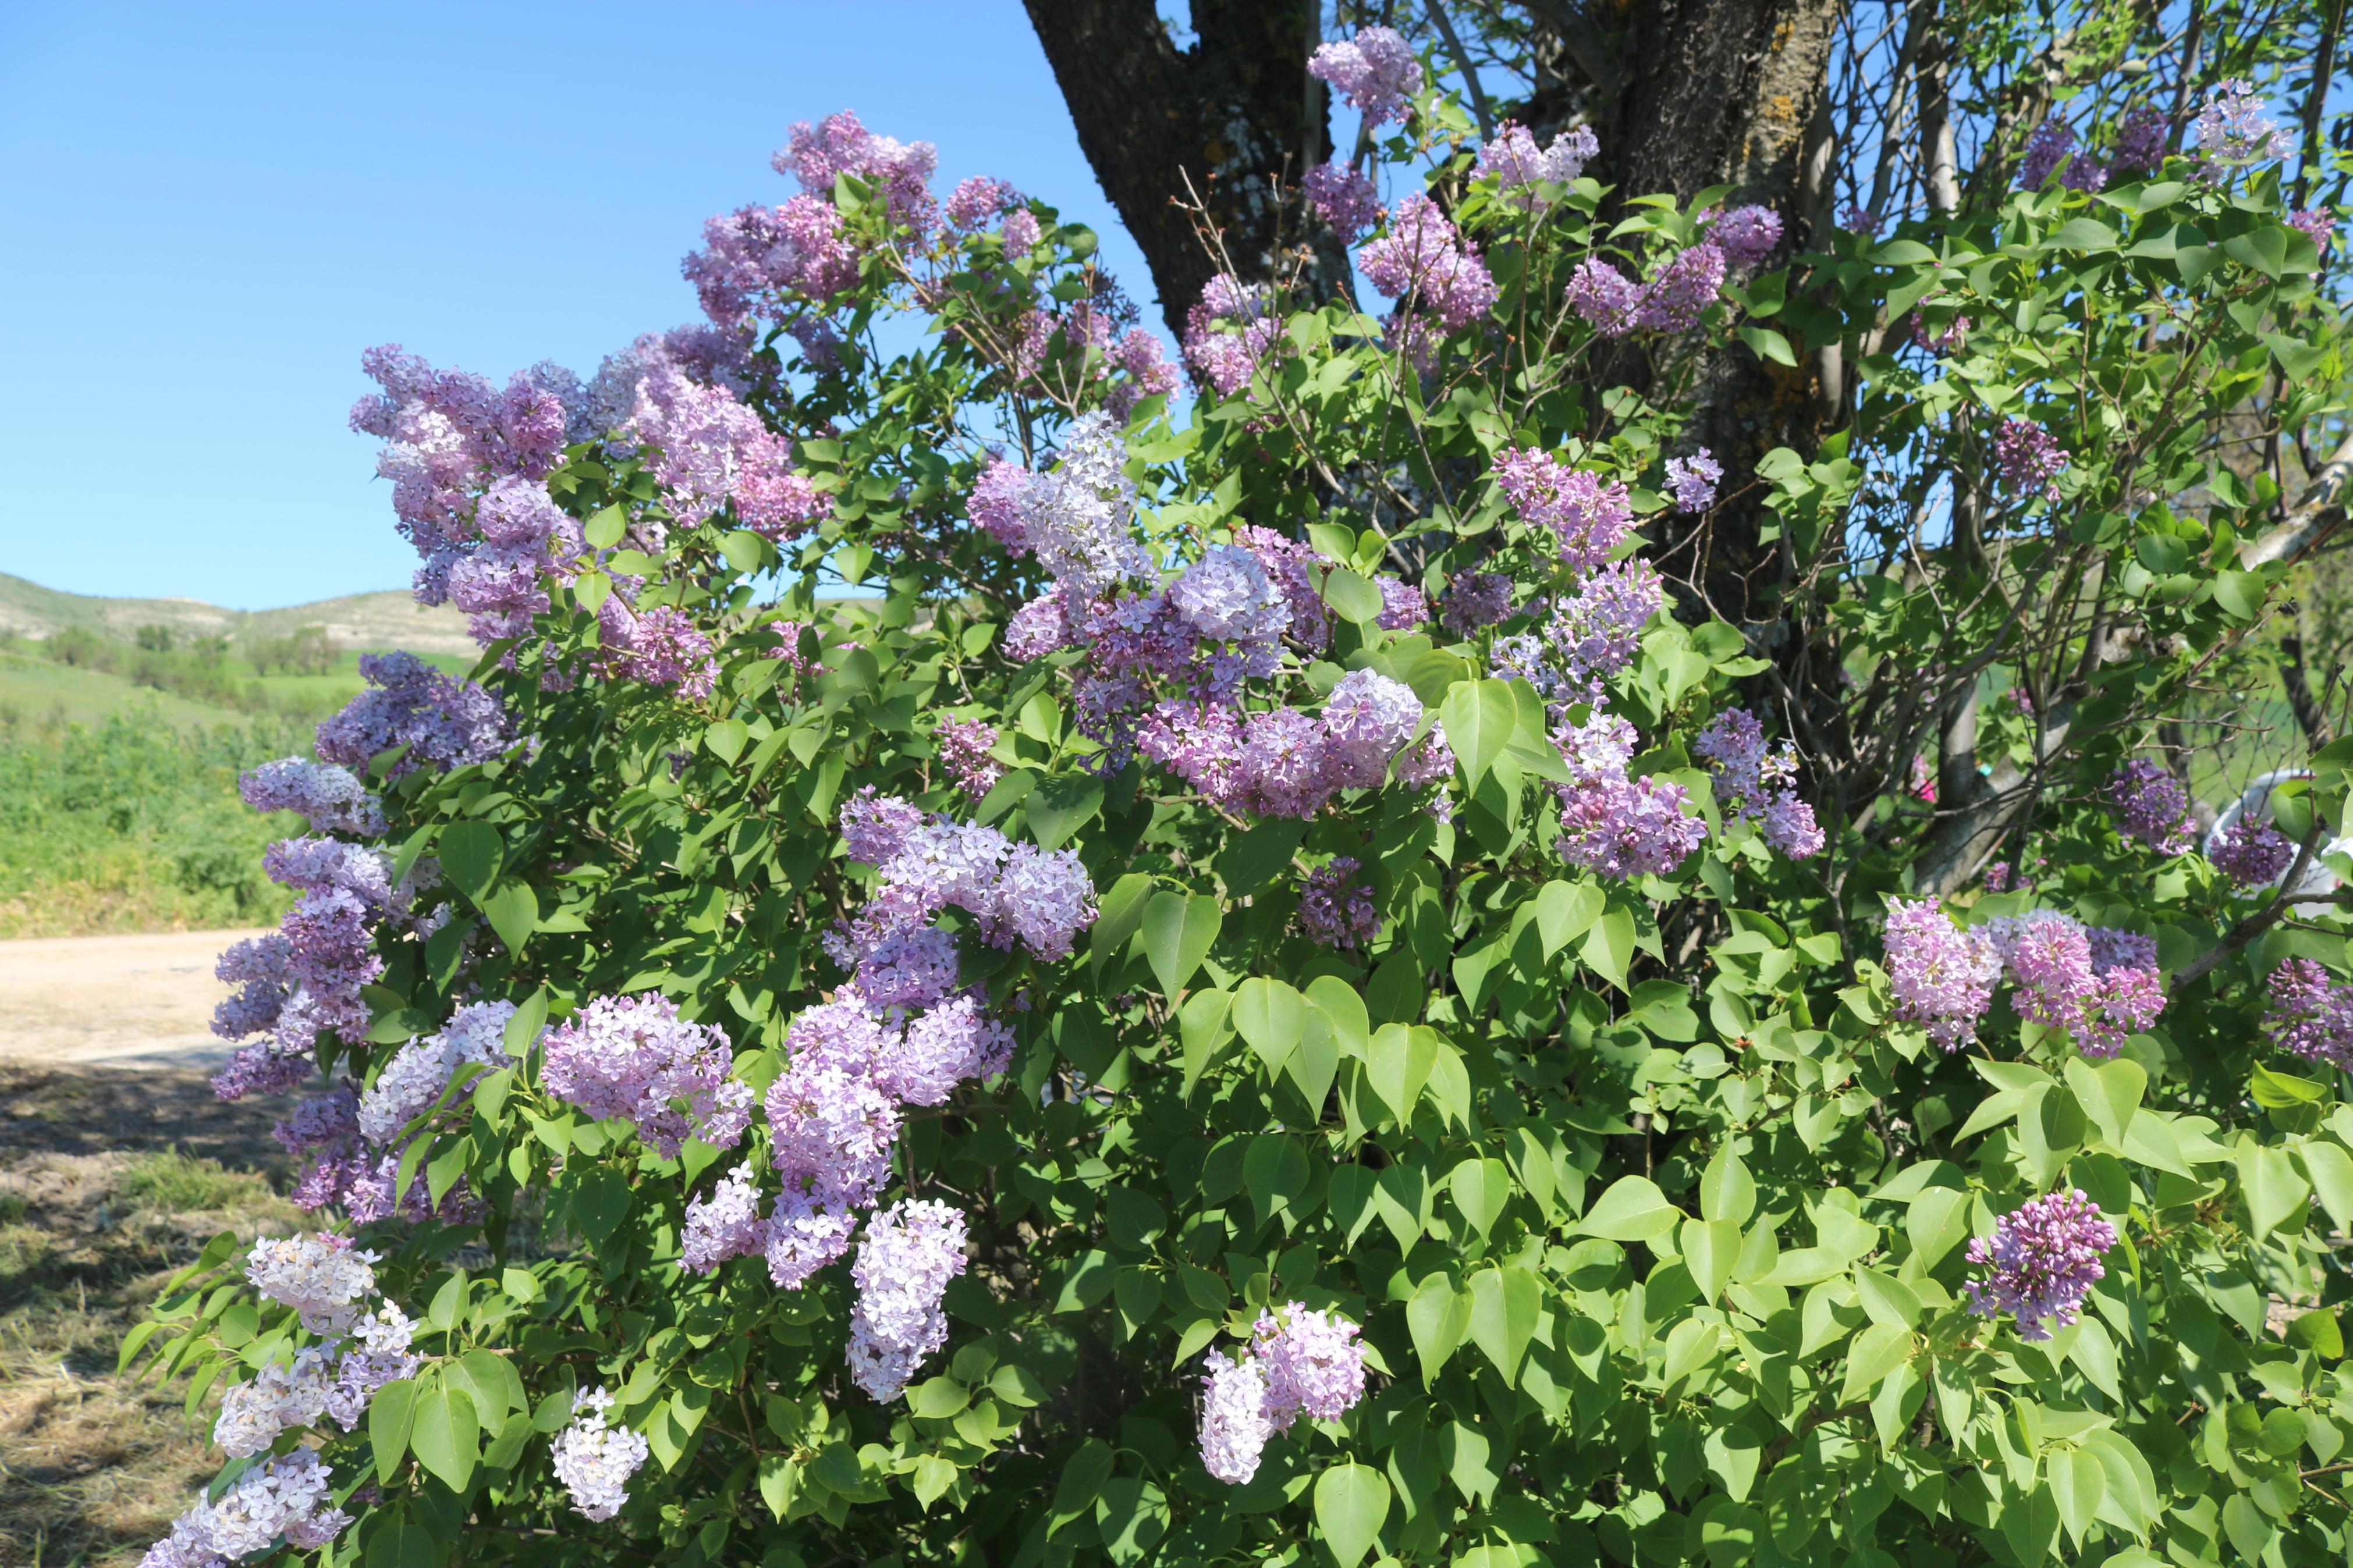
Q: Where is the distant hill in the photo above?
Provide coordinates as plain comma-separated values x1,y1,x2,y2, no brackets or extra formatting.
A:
0,571,478,658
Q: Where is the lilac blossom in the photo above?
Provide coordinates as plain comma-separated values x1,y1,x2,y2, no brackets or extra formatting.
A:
1358,195,1497,330
882,993,1015,1104
1170,542,1291,646
2291,208,2336,254
1198,1353,1276,1484
986,843,1101,959
1493,447,1636,568
970,456,1032,550
1665,450,1722,512
936,717,1005,799
316,651,509,778
357,1000,515,1144
1021,413,1156,595
1993,418,2069,498
1983,908,2166,1058
246,1234,378,1335
551,1388,650,1523
1881,898,2003,1051
2020,121,2089,189
237,759,385,837
141,1448,346,1568
1964,1189,2117,1341
1694,708,1825,858
1440,571,1514,635
847,1199,969,1401
2112,106,2167,174
1254,1304,1368,1427
841,787,928,865
2107,760,2193,854
2192,79,2290,168
1552,709,1706,878
2265,958,2353,1069
1634,243,1728,332
1302,162,1380,243
213,1345,336,1456
596,601,719,699
1321,669,1424,788
541,994,752,1158
778,110,939,231
1308,25,1423,127
945,176,1021,229
1298,857,1380,950
1703,205,1783,267
1377,577,1429,630
2212,816,2296,888
1184,275,1283,397
682,1165,769,1273
1237,525,1335,651
1476,122,1598,206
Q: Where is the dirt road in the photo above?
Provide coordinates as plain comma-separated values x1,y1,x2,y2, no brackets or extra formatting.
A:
0,928,268,1068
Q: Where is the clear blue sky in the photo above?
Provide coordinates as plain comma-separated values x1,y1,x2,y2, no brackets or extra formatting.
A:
0,2,1158,610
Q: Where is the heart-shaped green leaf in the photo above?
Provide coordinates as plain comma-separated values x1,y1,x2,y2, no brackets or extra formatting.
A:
438,821,503,902
479,879,538,955
1233,977,1306,1075
1312,1463,1391,1568
1026,773,1103,851
1438,678,1516,787
1141,891,1219,997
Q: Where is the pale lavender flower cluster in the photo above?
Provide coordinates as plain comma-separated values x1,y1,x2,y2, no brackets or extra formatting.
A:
2212,816,2296,888
212,1300,417,1457
779,109,940,232
1882,898,2004,1051
1552,709,1707,877
1964,1189,2117,1341
1298,857,1379,950
595,599,719,699
357,1000,513,1144
139,1449,348,1568
1378,577,1429,630
683,195,860,325
1568,244,1728,337
836,794,1099,963
1183,275,1284,396
1665,450,1722,513
2107,760,2194,854
541,994,752,1158
1702,205,1783,267
1694,709,1825,858
847,1199,970,1400
1494,447,1636,568
1309,26,1422,126
316,651,509,778
1195,1303,1368,1485
551,1387,651,1523
2265,958,2353,1069
2290,208,2336,254
935,717,1005,798
1140,669,1427,819
1441,571,1515,635
945,175,1022,230
238,759,385,837
1008,413,1157,595
442,475,587,645
246,1233,379,1335
1359,194,1498,333
2192,79,2290,169
626,364,813,539
1547,558,1665,698
1476,122,1598,206
1302,162,1381,243
1993,418,2069,499
1983,908,2166,1058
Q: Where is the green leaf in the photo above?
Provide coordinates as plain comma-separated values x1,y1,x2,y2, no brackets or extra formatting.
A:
1026,773,1104,851
364,1513,437,1568
1854,1267,1922,1329
2300,1139,2353,1231
1438,679,1517,787
1574,1175,1681,1241
2223,226,2288,278
583,505,628,549
1089,871,1154,978
1738,323,1798,367
410,1385,480,1494
1322,567,1386,626
2050,1450,2107,1549
1681,1218,1740,1304
1465,1265,1541,1381
1839,1322,1912,1404
1907,1186,1971,1268
2210,569,2266,623
371,1377,418,1484
1233,977,1307,1076
1141,891,1220,997
2003,1482,2061,1567
437,821,503,901
1534,879,1602,958
2239,1142,2309,1236
718,529,766,574
1367,1023,1437,1125
1407,1274,1469,1383
478,879,538,955
702,719,748,765
1179,987,1235,1097
1215,817,1307,896
1581,904,1635,991
1304,976,1369,1059
1700,1144,1756,1225
1449,1158,1511,1238
1052,1438,1115,1528
2050,216,2120,251
1313,1463,1390,1568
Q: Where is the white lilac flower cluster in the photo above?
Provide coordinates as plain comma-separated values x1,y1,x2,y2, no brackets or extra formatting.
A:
551,1386,651,1522
846,1199,971,1400
212,1302,418,1456
1197,1304,1369,1484
139,1449,350,1568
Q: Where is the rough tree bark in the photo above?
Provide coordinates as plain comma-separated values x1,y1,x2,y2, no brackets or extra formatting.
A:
1021,0,1351,338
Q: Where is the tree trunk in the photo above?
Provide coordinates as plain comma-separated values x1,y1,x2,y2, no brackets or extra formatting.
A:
1021,0,1351,337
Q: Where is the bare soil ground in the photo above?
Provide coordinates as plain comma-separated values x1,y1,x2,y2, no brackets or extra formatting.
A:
0,934,297,1566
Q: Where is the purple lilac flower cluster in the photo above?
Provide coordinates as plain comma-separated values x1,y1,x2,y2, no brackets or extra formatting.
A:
2113,106,2167,175
1359,194,1499,350
1302,162,1381,244
1308,26,1423,127
139,1449,350,1568
1701,205,1783,267
1298,857,1380,950
1882,899,2006,1051
595,598,720,699
2106,760,2194,854
551,1388,651,1522
935,717,1005,798
1141,668,1432,819
238,758,384,835
1495,560,1663,713
1568,243,1728,337
2211,815,2296,888
541,993,753,1160
1441,571,1515,635
1475,121,1598,207
1552,709,1708,877
779,109,940,232
847,1199,970,1400
1964,1189,2117,1341
315,651,509,778
1665,450,1722,513
1979,909,2166,1058
1992,418,2070,498
1493,447,1637,568
2193,80,2290,169
945,176,1023,231
2266,958,2353,1068
1183,275,1284,397
1693,709,1826,858
213,1295,418,1457
1196,1303,1369,1484
2019,121,2106,192
2290,208,2336,254
1378,576,1429,631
